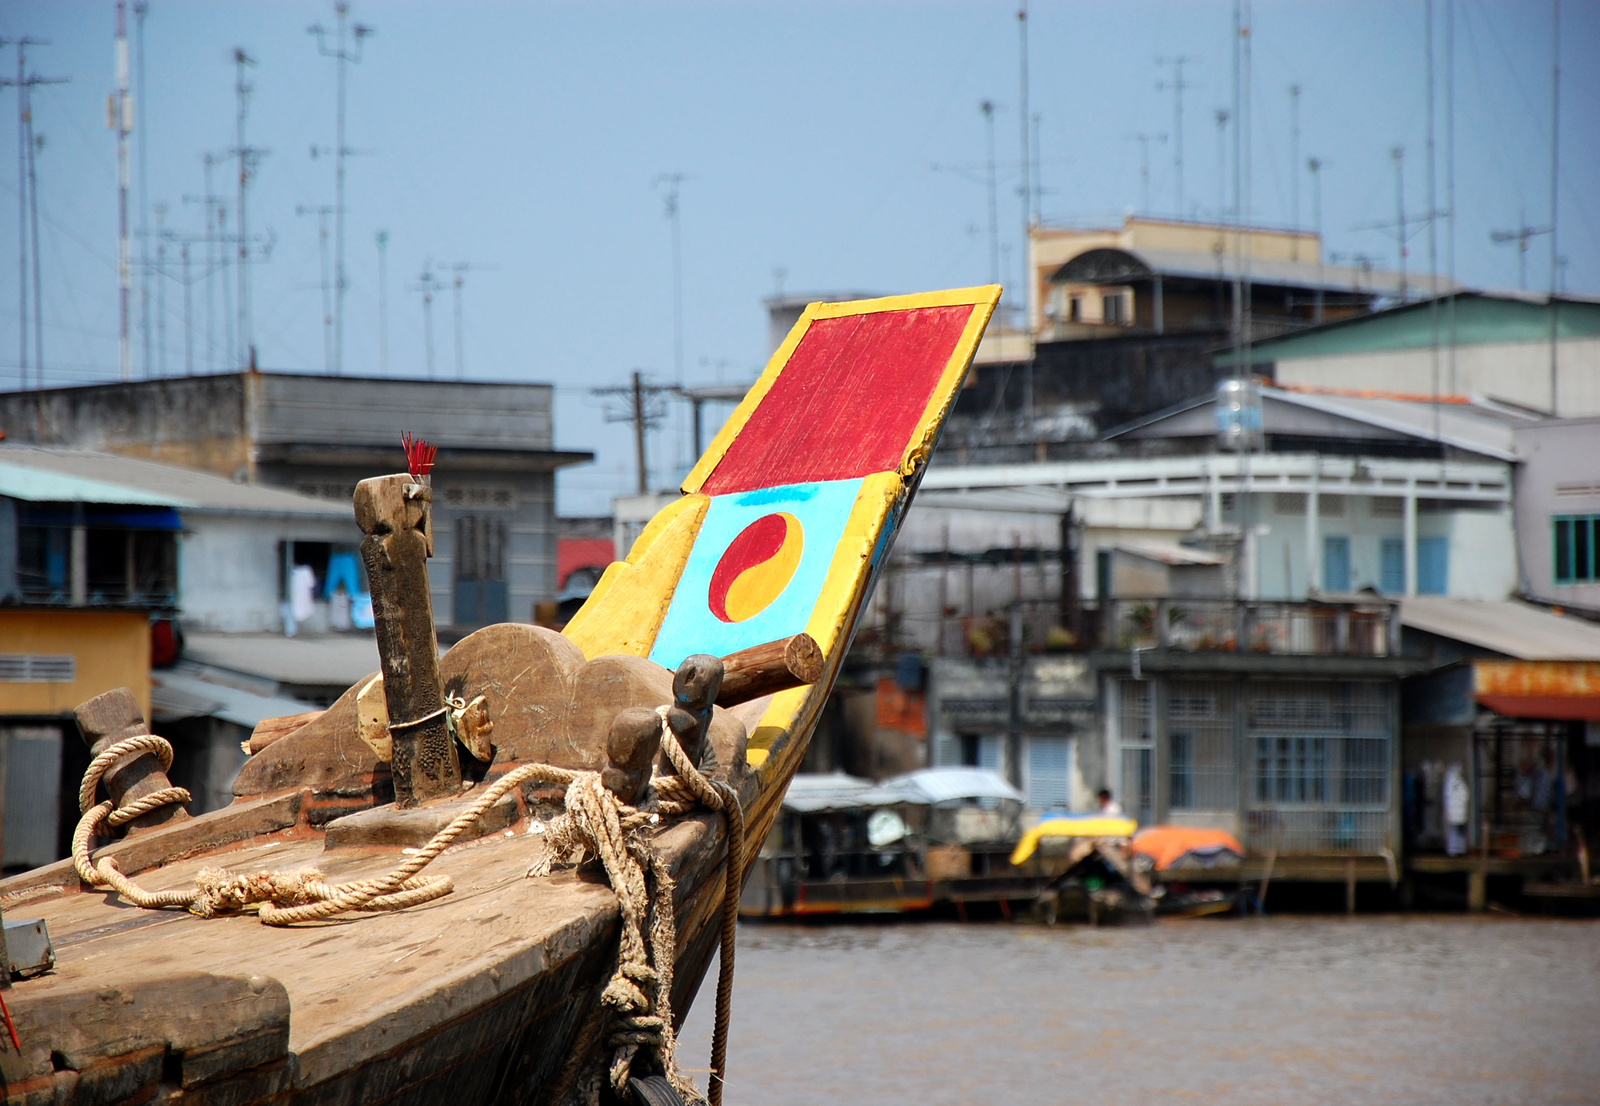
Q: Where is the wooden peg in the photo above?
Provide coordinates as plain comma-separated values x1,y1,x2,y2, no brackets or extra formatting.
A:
715,633,823,707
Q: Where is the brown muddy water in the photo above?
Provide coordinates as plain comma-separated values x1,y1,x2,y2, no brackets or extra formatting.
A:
678,916,1600,1105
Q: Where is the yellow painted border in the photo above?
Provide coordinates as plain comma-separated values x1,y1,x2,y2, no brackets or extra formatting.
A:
681,285,1001,495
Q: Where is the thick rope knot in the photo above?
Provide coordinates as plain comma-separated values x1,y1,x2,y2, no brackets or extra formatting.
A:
69,721,746,1106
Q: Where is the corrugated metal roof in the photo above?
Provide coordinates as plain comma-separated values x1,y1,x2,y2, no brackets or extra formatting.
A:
0,446,350,517
780,768,1026,812
183,632,383,688
1401,598,1600,661
1113,540,1227,566
781,772,878,813
871,767,1025,805
151,668,319,728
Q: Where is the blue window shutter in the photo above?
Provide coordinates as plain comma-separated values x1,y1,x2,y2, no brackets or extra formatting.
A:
1379,539,1404,594
1323,536,1351,592
1417,538,1448,595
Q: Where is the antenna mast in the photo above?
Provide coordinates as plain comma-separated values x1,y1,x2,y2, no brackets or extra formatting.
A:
1158,54,1195,216
232,47,266,370
308,1,373,377
116,6,133,379
653,173,688,383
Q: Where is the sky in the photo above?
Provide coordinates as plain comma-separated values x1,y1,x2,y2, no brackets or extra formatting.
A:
1,0,1596,515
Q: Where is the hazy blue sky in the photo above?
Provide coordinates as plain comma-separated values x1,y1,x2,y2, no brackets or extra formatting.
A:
2,1,1596,513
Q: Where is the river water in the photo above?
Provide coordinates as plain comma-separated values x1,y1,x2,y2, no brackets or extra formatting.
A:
678,916,1600,1105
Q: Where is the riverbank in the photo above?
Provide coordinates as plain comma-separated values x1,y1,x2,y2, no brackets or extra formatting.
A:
680,915,1600,1104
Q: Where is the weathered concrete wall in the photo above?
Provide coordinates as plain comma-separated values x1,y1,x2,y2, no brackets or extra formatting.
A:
0,375,251,480
179,513,361,633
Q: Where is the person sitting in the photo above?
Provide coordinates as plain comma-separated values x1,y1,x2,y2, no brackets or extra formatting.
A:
1096,788,1124,816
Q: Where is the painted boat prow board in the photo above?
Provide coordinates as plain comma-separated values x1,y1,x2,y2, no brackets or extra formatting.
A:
566,286,1000,846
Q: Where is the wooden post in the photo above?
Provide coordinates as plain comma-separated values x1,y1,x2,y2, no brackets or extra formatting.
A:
1345,857,1357,915
715,634,822,707
354,473,459,806
74,688,189,835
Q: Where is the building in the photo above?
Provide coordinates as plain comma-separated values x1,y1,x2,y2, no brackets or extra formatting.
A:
0,445,362,871
1512,416,1600,612
943,218,1429,465
1400,597,1600,908
1222,292,1600,417
0,371,592,631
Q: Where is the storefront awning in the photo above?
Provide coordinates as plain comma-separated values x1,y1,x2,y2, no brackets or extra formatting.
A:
1474,693,1600,722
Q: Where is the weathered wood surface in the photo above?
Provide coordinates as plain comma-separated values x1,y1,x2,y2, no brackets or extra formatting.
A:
714,633,822,707
246,711,325,756
74,689,189,835
355,474,459,806
0,771,750,1106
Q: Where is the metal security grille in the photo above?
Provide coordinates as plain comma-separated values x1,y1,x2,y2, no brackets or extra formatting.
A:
1474,720,1567,856
1117,680,1154,826
1245,680,1392,854
0,654,76,682
1167,679,1237,811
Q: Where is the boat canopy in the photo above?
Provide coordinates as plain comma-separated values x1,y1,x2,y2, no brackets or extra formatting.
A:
780,767,1023,814
1131,825,1245,870
1009,814,1140,866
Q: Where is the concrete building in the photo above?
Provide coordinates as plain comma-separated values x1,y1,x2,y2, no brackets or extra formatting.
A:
1513,416,1600,611
0,371,591,631
1224,292,1600,417
0,446,360,871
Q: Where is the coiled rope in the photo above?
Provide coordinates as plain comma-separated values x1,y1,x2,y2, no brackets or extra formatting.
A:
71,724,745,1105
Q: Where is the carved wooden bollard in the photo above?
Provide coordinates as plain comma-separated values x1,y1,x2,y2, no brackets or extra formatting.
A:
354,473,460,806
74,688,190,834
656,654,724,778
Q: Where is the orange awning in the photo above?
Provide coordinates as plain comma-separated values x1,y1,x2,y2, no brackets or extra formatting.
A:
1131,826,1245,871
1474,693,1600,721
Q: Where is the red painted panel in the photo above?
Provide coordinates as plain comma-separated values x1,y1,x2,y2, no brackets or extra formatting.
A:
1475,693,1600,721
700,305,974,495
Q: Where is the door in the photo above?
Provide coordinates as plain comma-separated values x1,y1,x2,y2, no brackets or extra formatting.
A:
1417,537,1448,595
1323,536,1351,592
1379,539,1404,594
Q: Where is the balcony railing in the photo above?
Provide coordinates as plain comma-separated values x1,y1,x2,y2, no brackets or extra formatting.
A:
925,597,1400,659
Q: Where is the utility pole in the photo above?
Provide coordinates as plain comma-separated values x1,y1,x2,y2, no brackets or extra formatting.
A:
1128,132,1167,216
593,372,673,495
115,6,134,380
232,47,267,370
375,229,388,376
1308,157,1325,323
653,173,687,382
1157,55,1195,217
447,262,496,381
1391,146,1407,301
1018,3,1031,326
1214,107,1230,219
309,2,373,378
134,2,149,378
1548,0,1561,412
296,204,335,373
153,201,166,375
981,100,999,286
409,260,448,379
3,39,66,390
1289,85,1301,257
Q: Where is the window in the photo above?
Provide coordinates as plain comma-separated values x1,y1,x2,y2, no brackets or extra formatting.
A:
1554,516,1600,583
1068,296,1083,322
1323,536,1351,592
1101,292,1127,324
1379,539,1404,594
